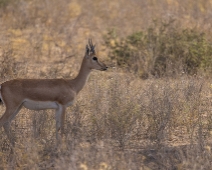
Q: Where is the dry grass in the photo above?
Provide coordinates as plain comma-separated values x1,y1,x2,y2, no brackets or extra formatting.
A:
0,70,212,169
1,0,212,169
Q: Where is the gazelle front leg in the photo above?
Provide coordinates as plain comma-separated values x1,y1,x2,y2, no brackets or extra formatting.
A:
3,121,15,147
55,104,66,140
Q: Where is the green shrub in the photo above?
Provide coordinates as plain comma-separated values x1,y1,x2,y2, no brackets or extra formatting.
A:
105,20,212,78
0,0,12,8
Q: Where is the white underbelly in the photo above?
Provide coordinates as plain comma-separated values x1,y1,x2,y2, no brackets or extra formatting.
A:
23,99,58,110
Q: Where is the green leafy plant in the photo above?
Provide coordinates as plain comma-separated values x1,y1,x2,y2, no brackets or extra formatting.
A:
105,20,212,78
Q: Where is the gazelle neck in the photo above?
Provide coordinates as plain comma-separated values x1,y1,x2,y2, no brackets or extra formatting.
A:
69,60,91,94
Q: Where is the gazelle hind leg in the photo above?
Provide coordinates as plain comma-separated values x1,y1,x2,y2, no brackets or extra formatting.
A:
0,104,23,146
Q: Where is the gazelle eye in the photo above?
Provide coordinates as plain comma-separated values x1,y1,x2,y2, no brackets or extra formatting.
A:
92,57,98,61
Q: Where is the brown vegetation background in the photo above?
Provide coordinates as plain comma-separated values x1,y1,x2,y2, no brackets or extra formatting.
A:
1,0,212,169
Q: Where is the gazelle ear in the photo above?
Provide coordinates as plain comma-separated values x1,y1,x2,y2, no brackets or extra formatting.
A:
91,45,96,54
88,39,96,54
85,45,90,56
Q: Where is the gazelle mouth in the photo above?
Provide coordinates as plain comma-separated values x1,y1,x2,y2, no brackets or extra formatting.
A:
101,67,108,71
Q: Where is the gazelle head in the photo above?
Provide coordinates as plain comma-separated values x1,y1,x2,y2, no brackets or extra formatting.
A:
84,39,108,71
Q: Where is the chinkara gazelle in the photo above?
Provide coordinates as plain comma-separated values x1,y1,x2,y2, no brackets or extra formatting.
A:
0,39,107,145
